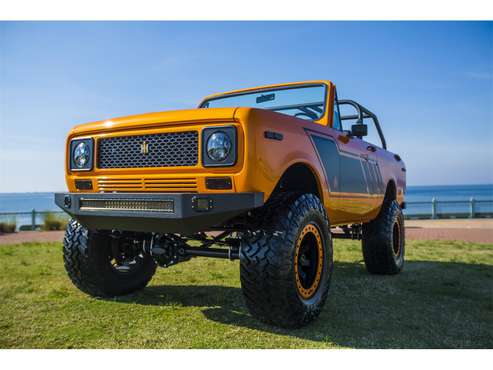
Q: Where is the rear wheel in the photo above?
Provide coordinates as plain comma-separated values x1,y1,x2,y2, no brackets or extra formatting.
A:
63,219,157,297
362,200,405,274
240,192,333,328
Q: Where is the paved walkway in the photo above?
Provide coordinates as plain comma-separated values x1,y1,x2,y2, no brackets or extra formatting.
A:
1,219,492,245
406,219,493,229
406,228,492,243
405,219,493,243
0,231,64,245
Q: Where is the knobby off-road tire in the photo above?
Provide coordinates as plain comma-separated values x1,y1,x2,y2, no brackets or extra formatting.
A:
63,219,157,297
240,192,333,328
362,200,405,274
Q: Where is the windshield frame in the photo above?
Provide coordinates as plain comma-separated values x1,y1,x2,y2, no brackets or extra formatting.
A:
198,82,329,124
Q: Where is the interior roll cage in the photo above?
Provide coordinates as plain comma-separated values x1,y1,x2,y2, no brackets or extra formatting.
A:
267,101,324,120
338,99,387,150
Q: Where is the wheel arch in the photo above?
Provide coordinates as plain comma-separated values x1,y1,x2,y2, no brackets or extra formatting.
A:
269,162,324,202
384,179,397,202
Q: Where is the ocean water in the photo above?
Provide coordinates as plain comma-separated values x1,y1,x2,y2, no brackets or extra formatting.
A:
0,184,492,227
405,184,493,202
403,184,493,218
0,193,63,229
0,192,59,213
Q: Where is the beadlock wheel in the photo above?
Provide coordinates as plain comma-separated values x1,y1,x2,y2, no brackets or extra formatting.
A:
392,219,402,257
240,192,333,328
294,223,324,300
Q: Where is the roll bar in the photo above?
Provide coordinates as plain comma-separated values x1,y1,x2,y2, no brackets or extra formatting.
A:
338,99,387,150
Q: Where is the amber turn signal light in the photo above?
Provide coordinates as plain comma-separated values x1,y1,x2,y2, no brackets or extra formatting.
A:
205,177,232,190
75,180,93,191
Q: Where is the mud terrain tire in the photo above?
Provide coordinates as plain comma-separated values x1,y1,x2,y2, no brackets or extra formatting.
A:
240,192,333,328
63,219,156,297
362,200,405,274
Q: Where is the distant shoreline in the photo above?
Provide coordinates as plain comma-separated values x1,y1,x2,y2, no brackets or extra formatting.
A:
1,185,492,220
1,183,492,195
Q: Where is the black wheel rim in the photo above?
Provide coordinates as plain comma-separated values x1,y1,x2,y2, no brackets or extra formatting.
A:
110,257,145,274
392,221,401,257
294,224,324,299
108,239,145,275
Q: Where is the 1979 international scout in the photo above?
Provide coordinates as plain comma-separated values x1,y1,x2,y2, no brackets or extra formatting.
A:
56,80,406,328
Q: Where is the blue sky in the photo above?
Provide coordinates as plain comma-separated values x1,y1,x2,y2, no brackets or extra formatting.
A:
0,21,492,192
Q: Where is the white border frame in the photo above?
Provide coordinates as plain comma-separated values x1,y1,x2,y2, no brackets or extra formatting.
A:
1,0,492,20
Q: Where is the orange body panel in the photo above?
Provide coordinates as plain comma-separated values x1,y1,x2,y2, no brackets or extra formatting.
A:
65,80,405,227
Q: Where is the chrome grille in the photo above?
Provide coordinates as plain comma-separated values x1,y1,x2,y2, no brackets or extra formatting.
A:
98,131,198,169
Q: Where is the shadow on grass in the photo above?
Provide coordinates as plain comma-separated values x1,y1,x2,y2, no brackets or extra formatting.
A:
115,261,493,348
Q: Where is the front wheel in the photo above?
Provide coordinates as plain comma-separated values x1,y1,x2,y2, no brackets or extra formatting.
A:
362,200,405,274
63,219,157,297
240,193,333,328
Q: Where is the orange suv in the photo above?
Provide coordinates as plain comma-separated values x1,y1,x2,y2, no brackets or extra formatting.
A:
56,80,406,328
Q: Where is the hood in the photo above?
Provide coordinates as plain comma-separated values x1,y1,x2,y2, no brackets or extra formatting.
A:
69,107,238,136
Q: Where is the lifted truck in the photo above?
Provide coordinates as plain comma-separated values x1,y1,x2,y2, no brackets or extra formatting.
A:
56,80,406,328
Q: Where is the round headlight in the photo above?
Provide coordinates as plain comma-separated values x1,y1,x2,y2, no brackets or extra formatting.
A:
73,142,90,168
206,131,232,162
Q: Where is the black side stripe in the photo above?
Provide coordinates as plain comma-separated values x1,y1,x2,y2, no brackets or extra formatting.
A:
309,133,385,195
361,160,385,195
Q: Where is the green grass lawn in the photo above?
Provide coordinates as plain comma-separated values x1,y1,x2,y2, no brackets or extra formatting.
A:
0,239,492,348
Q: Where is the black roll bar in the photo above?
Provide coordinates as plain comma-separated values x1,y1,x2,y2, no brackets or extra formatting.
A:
338,99,387,150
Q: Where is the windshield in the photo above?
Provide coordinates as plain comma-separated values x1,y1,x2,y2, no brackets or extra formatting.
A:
200,84,327,121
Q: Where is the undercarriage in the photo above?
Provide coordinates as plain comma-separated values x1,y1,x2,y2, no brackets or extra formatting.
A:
108,230,242,270
107,221,367,273
103,221,367,274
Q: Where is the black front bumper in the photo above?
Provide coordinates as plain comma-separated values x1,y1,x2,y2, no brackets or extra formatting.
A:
55,192,263,234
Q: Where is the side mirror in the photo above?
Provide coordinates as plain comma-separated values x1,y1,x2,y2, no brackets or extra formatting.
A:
351,123,368,138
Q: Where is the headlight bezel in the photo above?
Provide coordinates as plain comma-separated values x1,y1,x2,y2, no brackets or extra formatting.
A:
202,126,237,167
69,138,94,171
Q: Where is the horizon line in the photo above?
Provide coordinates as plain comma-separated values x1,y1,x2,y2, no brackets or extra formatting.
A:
1,183,493,194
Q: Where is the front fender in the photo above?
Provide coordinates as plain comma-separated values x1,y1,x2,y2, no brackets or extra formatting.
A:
233,108,329,204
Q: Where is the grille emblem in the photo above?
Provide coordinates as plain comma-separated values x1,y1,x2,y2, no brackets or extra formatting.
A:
140,141,149,155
